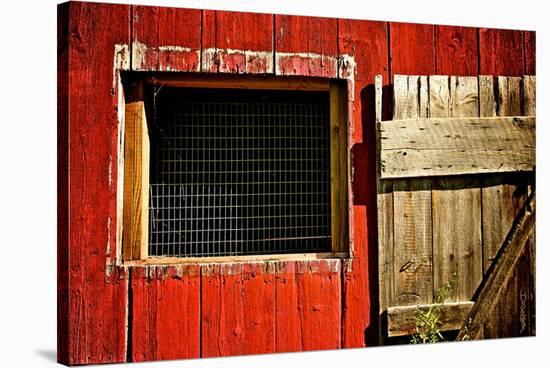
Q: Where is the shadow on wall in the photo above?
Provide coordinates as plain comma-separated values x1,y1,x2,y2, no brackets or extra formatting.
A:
351,83,392,346
35,349,57,363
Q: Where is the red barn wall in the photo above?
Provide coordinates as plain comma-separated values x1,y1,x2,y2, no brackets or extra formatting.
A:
58,1,536,364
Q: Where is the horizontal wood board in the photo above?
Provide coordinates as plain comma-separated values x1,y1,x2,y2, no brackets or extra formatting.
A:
379,116,535,178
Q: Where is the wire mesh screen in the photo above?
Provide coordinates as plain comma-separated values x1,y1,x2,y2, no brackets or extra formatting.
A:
148,87,332,257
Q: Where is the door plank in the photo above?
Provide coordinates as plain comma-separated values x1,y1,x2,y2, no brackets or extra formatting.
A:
391,75,433,307
430,76,482,302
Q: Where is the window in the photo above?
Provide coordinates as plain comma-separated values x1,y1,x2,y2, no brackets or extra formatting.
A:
121,74,348,262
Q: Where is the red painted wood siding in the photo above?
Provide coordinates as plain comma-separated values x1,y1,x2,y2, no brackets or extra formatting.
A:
57,3,70,363
435,25,478,75
132,6,201,71
59,2,131,365
338,18,389,347
131,266,201,361
479,28,525,76
58,2,535,364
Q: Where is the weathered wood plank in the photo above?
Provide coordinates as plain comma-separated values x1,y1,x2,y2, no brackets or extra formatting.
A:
479,75,496,117
202,10,273,73
123,80,150,261
430,75,482,302
457,191,535,340
379,116,535,179
392,75,429,119
480,75,532,340
523,76,536,336
391,75,433,307
380,116,535,151
388,301,474,337
132,6,201,71
275,261,342,352
275,15,338,77
330,81,349,252
338,19,389,348
131,266,201,361
523,76,536,116
392,178,433,306
432,176,482,300
376,75,394,334
64,2,130,364
385,23,434,332
481,77,527,272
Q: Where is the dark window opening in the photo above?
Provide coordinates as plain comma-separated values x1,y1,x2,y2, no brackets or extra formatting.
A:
148,88,332,257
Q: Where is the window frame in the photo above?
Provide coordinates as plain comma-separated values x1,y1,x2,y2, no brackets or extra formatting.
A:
120,72,349,264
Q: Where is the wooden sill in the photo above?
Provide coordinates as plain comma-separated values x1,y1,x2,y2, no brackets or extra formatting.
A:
124,252,349,266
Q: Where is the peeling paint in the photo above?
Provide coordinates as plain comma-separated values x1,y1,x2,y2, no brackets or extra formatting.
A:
157,45,193,53
106,217,112,255
343,258,354,273
202,47,273,74
112,44,129,93
220,263,243,276
115,70,125,266
107,154,113,188
131,40,200,72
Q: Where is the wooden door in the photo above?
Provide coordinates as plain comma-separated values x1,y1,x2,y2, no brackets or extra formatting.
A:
376,74,536,340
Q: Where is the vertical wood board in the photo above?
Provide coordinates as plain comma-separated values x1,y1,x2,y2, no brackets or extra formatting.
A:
479,29,525,76
524,31,536,75
480,75,533,338
389,23,435,79
435,26,478,75
200,263,276,357
275,15,338,77
131,266,201,361
202,10,274,73
57,3,70,363
390,75,433,307
338,19,389,348
131,6,201,71
275,261,342,352
65,2,130,364
429,76,482,302
123,80,150,261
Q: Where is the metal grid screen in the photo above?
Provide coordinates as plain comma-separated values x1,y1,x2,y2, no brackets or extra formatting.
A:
148,87,331,257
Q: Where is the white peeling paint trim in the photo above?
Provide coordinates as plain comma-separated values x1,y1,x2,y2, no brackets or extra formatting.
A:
131,40,201,71
157,45,194,52
201,47,273,73
112,44,129,92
